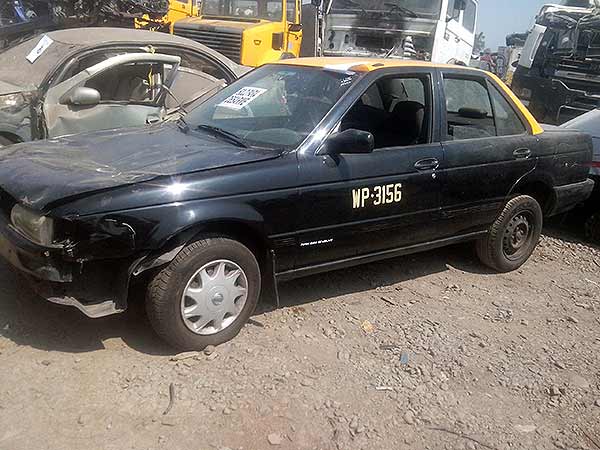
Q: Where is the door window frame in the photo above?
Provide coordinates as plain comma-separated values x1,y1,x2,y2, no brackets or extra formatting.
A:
439,69,532,142
313,68,437,155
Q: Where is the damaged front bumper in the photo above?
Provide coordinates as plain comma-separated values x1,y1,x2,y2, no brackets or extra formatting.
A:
0,211,136,318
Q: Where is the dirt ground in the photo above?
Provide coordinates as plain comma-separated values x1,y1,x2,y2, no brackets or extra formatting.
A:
0,225,599,450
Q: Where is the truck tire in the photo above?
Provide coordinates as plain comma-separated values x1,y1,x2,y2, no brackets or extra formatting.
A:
146,237,261,350
585,212,600,243
476,195,543,272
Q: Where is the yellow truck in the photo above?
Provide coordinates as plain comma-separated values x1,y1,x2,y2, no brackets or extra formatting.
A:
168,0,303,67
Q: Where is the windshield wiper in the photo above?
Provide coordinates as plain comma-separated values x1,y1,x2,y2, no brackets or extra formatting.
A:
384,2,418,18
196,124,249,148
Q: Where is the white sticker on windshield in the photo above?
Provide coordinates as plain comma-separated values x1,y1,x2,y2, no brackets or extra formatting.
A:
26,35,54,64
218,87,267,110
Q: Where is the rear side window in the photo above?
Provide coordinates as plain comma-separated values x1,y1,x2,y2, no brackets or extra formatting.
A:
444,75,526,140
489,84,526,136
444,77,494,140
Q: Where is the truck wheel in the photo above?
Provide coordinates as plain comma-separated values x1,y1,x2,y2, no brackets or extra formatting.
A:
476,195,542,272
146,237,261,350
585,212,600,243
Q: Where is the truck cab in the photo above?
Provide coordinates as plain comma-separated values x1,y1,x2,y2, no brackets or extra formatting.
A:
172,0,303,66
316,0,478,65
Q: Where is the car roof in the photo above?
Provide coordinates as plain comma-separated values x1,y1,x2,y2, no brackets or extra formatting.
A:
45,27,207,48
271,57,484,73
43,27,242,72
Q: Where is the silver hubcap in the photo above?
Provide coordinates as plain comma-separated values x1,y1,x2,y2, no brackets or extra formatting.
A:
180,259,248,335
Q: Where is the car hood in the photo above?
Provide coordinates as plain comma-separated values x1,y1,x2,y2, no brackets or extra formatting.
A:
0,122,282,210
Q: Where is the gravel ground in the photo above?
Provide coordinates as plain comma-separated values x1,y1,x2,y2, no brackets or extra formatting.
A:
0,229,599,450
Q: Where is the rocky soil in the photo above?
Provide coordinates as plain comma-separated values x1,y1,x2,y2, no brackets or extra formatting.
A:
0,229,599,450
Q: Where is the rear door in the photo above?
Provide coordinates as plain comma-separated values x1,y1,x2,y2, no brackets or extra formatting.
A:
437,69,538,236
43,53,180,138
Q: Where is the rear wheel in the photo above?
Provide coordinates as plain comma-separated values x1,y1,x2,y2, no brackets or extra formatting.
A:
476,195,543,272
146,237,261,350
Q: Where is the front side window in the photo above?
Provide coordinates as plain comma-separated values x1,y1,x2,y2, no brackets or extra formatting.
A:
286,0,297,22
463,0,477,33
185,65,360,149
340,75,431,148
84,62,166,104
202,0,283,21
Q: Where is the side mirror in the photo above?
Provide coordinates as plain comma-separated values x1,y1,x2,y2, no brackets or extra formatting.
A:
317,129,375,156
62,87,101,106
289,23,302,32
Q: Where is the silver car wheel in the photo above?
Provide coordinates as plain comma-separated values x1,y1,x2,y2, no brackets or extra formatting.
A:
180,259,248,335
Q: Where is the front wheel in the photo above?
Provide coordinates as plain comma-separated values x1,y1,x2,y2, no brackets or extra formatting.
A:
476,195,543,272
146,237,261,350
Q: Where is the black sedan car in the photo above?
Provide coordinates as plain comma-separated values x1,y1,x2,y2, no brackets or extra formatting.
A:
0,27,246,147
0,58,593,350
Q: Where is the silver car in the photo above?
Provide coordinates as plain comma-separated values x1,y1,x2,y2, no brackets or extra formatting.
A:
0,27,248,147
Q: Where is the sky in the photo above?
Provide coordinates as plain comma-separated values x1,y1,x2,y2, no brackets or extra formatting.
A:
476,0,549,49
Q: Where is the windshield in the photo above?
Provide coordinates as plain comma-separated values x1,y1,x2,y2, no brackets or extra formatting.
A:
558,0,597,7
330,0,443,19
0,34,80,90
184,65,360,150
202,0,284,21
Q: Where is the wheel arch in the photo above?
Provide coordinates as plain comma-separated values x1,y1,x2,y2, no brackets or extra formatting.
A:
509,175,556,216
132,217,272,279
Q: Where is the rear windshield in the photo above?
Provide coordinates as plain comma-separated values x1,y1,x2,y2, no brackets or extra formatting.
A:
0,35,81,90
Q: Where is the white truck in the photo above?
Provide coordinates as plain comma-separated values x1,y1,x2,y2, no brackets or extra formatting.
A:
302,0,479,65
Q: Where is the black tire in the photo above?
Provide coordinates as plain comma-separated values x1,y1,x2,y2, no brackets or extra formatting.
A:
476,195,543,272
585,211,600,243
146,237,261,350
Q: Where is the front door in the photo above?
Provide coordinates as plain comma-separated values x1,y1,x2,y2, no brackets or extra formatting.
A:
438,69,538,236
296,71,443,269
43,53,181,138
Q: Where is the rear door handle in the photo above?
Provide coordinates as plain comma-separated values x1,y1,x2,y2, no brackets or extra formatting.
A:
513,148,532,159
414,157,440,171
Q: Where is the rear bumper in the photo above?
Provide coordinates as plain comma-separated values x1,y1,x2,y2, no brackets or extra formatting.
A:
549,178,595,216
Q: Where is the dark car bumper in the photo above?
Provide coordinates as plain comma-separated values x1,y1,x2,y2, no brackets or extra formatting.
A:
0,213,132,318
549,178,595,216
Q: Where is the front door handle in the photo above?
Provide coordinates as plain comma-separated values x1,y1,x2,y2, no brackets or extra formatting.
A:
513,148,532,159
414,157,440,171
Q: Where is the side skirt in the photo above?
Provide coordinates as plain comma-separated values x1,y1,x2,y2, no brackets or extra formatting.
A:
275,230,488,282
